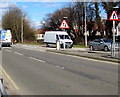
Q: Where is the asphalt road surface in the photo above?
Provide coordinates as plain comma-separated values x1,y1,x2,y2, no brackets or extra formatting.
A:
2,45,119,95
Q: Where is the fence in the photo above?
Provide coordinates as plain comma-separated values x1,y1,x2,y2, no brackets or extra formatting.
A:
0,77,8,97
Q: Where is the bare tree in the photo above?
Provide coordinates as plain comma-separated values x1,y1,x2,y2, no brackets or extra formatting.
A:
101,1,119,37
2,5,35,42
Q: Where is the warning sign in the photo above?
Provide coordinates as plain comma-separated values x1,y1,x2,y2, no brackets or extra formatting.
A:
109,11,119,21
59,20,70,29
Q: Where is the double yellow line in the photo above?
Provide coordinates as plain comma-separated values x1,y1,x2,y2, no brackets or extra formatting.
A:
0,66,19,90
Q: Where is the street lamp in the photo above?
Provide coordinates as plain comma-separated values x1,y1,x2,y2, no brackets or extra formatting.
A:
84,1,87,47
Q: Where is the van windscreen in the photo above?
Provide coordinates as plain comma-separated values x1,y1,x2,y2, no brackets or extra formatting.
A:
59,35,70,39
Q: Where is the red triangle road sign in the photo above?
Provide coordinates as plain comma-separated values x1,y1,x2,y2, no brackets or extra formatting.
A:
109,11,119,21
59,20,70,29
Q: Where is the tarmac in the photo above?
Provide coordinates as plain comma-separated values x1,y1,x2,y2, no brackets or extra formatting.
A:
0,44,119,95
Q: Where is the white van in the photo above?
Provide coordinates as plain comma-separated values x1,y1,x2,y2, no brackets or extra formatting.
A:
44,31,73,48
1,30,12,47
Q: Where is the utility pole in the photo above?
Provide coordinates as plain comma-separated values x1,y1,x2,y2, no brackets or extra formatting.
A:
84,1,87,47
21,10,23,43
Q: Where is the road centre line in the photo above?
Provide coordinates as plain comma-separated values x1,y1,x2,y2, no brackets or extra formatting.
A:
14,52,24,56
0,66,19,90
57,66,65,69
39,50,45,52
29,57,46,63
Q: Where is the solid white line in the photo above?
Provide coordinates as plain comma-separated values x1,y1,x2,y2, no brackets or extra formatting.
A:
14,52,23,56
48,52,118,65
29,57,46,63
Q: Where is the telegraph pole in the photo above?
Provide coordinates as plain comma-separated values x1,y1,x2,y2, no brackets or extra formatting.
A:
84,1,87,47
21,10,23,43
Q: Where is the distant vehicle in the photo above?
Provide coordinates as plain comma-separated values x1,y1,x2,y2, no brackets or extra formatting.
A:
0,30,12,47
89,38,113,51
44,31,73,48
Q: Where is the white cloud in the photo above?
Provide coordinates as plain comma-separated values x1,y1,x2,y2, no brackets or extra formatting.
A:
22,5,28,8
31,19,42,28
45,3,62,8
0,8,7,12
0,2,9,8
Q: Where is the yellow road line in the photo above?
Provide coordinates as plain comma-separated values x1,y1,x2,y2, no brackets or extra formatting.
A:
0,66,19,90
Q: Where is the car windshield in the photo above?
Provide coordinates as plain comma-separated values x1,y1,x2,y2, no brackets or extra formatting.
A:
103,39,112,43
59,35,70,39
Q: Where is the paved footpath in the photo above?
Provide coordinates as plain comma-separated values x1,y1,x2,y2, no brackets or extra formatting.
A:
47,47,120,63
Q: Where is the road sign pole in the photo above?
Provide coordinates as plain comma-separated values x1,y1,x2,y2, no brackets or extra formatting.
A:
63,29,66,50
112,20,116,58
109,10,119,58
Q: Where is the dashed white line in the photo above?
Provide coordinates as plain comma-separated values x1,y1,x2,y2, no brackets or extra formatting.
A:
39,50,45,52
5,50,12,52
14,52,24,56
57,66,65,70
29,57,46,63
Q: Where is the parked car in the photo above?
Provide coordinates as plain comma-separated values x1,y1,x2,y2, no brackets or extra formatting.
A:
115,35,120,42
89,38,113,51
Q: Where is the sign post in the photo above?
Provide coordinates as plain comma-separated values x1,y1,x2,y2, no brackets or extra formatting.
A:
109,11,119,58
59,19,70,50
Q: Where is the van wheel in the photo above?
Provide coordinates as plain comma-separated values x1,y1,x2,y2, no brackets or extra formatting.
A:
90,45,94,50
60,44,63,48
46,43,49,47
69,44,73,48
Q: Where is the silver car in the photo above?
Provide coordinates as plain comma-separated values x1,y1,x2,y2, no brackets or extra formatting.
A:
89,38,112,51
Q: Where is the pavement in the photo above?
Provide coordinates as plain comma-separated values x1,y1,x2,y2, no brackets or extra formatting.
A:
14,44,120,63
47,47,120,63
12,44,120,63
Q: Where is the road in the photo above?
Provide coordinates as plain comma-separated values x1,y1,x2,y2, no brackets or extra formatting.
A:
2,45,118,95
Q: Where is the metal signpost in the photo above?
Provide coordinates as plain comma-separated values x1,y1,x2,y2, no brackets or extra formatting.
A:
59,19,70,50
109,11,119,58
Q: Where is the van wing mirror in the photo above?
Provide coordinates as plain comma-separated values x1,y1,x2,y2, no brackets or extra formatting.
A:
100,41,103,44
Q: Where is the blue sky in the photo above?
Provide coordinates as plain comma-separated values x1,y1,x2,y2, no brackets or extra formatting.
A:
16,2,68,28
0,1,110,29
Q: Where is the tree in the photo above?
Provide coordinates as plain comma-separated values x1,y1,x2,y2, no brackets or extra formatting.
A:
101,1,119,37
2,5,35,42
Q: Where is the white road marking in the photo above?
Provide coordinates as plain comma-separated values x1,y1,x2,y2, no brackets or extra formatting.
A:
39,50,45,52
5,50,12,52
14,52,24,56
57,66,65,70
48,52,118,65
29,57,46,63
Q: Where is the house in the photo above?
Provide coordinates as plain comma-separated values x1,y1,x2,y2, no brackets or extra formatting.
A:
116,22,120,36
35,29,45,42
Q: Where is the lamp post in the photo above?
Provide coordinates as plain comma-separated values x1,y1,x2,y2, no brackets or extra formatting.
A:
84,1,87,47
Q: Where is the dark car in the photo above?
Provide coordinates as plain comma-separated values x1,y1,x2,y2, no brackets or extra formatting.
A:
89,38,113,51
